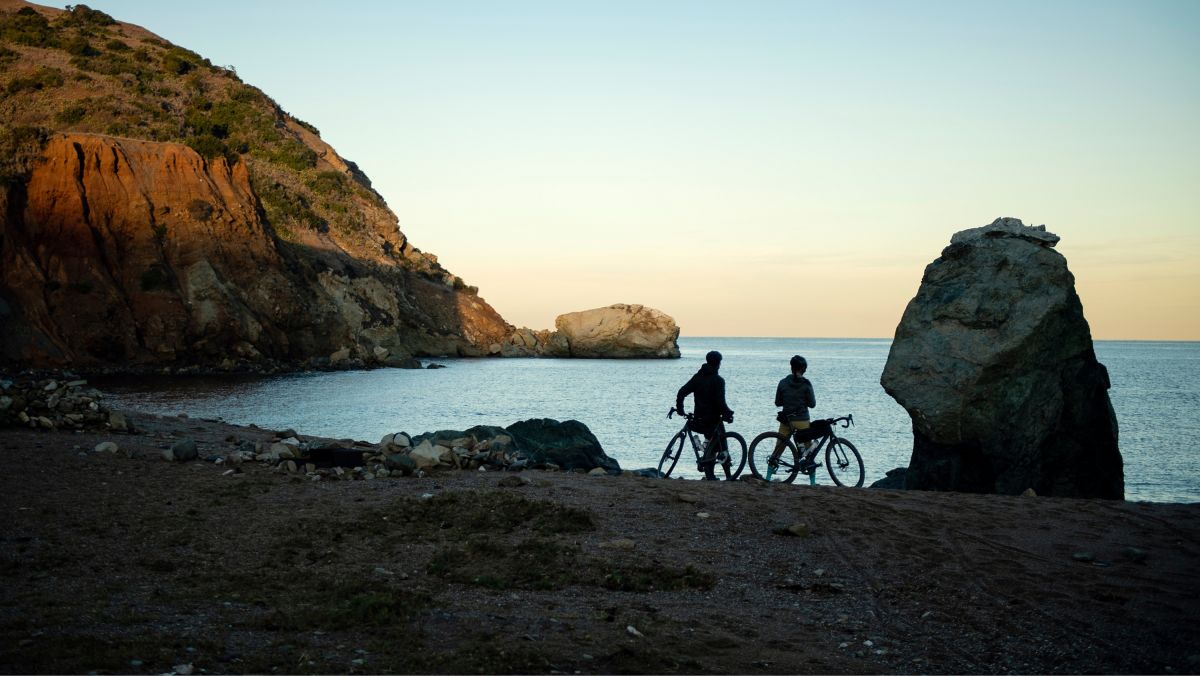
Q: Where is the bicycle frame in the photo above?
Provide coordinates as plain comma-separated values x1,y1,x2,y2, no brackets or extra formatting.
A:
675,419,729,465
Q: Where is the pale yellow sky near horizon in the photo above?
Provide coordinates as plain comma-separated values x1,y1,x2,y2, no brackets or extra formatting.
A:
92,1,1200,340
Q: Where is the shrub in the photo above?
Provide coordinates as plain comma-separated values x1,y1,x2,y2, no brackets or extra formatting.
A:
162,49,195,75
293,116,320,136
59,5,116,28
0,45,17,68
55,104,87,124
185,134,227,159
6,67,65,95
262,139,317,171
253,178,328,234
104,38,129,52
0,7,59,48
65,36,99,57
307,170,349,196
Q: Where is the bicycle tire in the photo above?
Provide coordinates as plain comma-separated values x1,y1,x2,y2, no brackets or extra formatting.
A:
825,438,864,487
717,432,747,480
748,432,800,483
658,432,685,478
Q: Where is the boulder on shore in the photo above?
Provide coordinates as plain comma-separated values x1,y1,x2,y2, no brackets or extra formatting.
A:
553,304,681,358
411,419,620,472
880,218,1123,499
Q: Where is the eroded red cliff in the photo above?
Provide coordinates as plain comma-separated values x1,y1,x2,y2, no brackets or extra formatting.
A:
0,132,513,368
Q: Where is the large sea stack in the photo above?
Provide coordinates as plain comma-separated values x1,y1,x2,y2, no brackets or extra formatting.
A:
0,1,512,370
881,218,1123,499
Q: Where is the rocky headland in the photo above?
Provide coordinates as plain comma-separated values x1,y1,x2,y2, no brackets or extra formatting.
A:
0,3,681,373
880,218,1124,499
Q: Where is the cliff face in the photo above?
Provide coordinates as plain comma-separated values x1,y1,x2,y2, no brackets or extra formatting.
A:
1,133,512,367
0,2,512,369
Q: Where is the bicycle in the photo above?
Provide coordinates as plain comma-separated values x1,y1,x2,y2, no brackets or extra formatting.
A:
658,408,747,480
747,415,864,487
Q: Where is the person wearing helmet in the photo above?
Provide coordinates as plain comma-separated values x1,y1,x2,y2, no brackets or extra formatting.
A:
767,355,817,480
675,350,735,479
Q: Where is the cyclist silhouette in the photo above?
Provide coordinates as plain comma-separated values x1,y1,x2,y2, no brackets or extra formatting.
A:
675,350,734,479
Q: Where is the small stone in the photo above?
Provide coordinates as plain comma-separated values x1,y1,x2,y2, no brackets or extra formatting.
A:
420,493,434,500
863,640,874,647
129,659,144,668
1072,551,1095,563
108,411,129,432
1021,487,1037,497
498,475,532,488
1121,547,1148,563
813,568,825,577
772,523,811,537
94,441,119,454
164,438,198,462
588,467,608,476
285,460,298,474
626,625,644,638
676,493,700,504
838,642,849,649
921,610,933,619
696,512,710,519
173,664,194,675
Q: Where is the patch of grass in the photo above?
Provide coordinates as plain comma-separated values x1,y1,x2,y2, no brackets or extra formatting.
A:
5,66,65,95
380,490,596,538
0,7,59,48
54,103,87,124
252,176,327,235
0,125,49,186
251,580,429,631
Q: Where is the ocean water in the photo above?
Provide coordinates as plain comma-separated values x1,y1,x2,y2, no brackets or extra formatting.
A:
100,337,1200,503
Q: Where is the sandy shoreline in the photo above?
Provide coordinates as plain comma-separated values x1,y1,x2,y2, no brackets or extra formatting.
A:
1,408,1198,674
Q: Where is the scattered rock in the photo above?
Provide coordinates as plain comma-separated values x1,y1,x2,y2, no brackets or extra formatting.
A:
94,441,119,454
497,475,532,488
588,467,608,476
626,625,644,638
772,523,811,537
108,411,129,432
1022,488,1038,497
164,438,199,462
1072,551,1095,563
1121,547,1148,563
696,512,710,519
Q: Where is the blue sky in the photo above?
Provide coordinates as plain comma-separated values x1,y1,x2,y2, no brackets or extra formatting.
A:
72,0,1200,338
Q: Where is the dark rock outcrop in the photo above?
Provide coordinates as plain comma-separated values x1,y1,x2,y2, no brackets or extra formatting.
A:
411,419,620,472
880,218,1123,499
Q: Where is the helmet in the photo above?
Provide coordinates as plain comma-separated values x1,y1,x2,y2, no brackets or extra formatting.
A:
790,355,807,371
705,350,723,365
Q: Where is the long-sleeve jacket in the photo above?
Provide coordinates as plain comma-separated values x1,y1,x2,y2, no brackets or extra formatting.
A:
775,374,815,421
676,363,733,423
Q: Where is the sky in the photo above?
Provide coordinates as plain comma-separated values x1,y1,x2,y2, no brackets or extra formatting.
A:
67,1,1200,339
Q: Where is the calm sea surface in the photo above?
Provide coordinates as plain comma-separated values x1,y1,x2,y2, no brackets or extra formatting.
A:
100,337,1200,503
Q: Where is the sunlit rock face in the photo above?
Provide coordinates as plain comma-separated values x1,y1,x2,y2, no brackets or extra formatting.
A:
0,133,512,368
554,304,681,359
881,218,1123,499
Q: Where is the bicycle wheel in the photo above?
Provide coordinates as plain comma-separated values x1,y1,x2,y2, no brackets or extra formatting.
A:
825,438,864,487
748,432,800,483
658,432,685,478
716,432,747,480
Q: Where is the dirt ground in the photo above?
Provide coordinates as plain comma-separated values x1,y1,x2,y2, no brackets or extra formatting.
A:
1,410,1198,675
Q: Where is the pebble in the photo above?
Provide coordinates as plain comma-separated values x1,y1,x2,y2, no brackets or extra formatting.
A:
1071,552,1095,563
696,512,710,519
172,664,194,675
626,625,644,638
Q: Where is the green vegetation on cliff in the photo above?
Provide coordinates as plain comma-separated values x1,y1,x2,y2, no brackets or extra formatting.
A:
0,3,396,246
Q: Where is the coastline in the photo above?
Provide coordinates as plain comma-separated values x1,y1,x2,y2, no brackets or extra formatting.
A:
1,409,1198,674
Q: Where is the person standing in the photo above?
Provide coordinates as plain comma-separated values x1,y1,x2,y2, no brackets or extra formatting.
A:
675,350,735,479
768,355,817,480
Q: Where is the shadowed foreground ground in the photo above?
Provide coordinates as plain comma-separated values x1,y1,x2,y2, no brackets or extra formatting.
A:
1,412,1198,674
